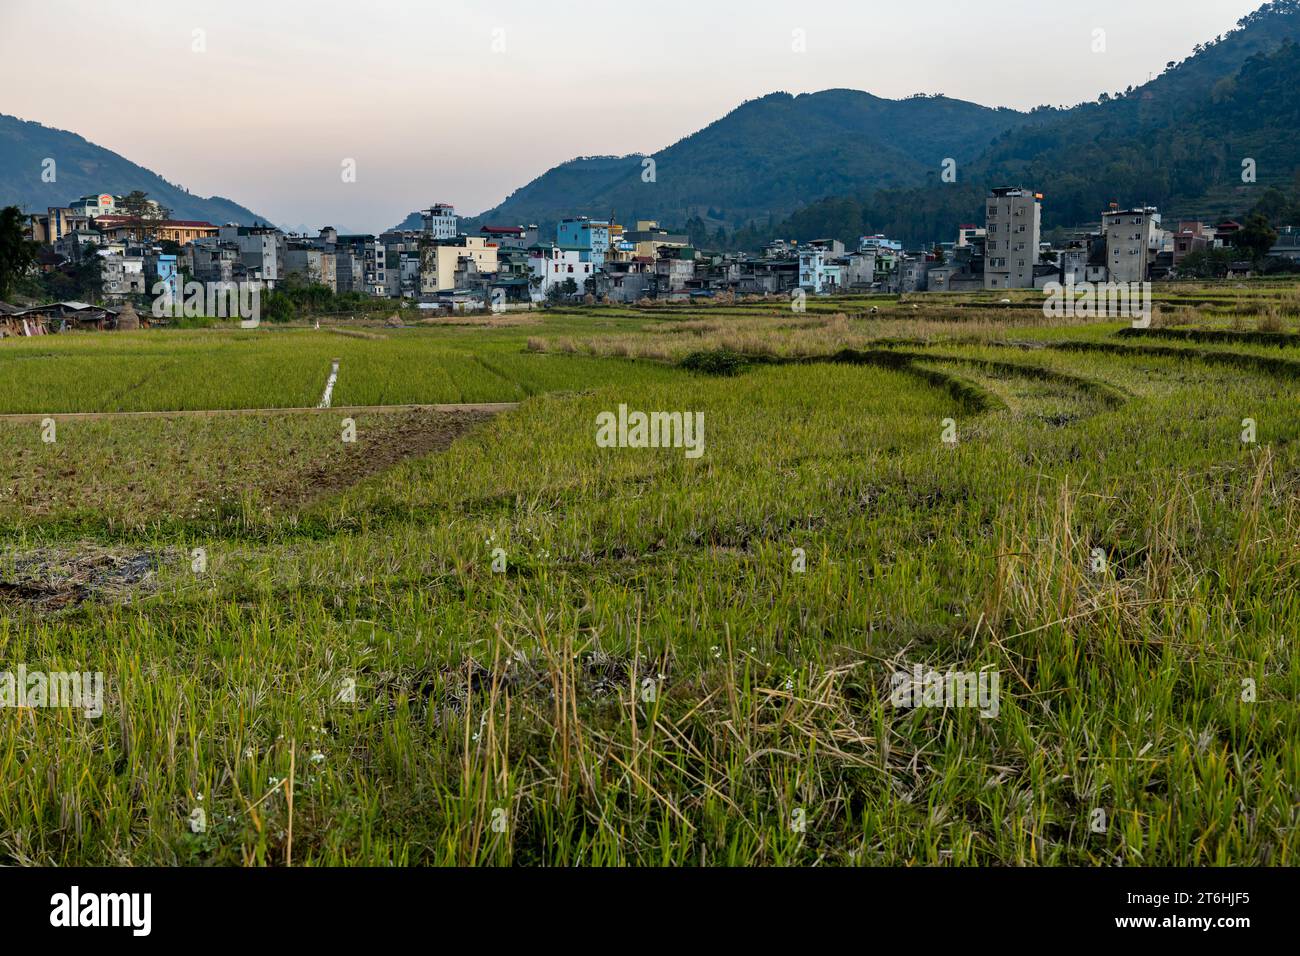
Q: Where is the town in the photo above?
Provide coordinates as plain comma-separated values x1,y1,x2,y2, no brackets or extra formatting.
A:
4,185,1298,332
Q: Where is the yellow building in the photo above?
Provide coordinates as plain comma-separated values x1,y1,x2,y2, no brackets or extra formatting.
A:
626,220,689,259
419,236,499,293
94,217,218,244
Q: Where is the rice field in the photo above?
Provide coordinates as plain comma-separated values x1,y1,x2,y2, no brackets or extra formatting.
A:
0,284,1297,866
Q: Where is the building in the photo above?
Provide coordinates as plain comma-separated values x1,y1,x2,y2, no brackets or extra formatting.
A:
984,187,1042,290
798,248,827,292
556,217,611,268
1058,239,1092,283
1172,222,1211,270
335,250,364,293
421,204,458,240
898,256,932,293
335,235,387,295
420,236,500,295
655,247,696,293
956,225,987,248
1102,206,1162,283
189,242,238,285
99,250,145,301
217,225,286,286
838,250,877,291
92,217,218,244
30,207,92,244
398,250,422,297
146,252,178,303
479,225,537,249
1270,227,1300,263
527,245,593,295
284,245,338,292
623,220,688,259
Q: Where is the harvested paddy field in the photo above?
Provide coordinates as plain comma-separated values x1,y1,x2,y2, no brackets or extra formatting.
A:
0,285,1296,866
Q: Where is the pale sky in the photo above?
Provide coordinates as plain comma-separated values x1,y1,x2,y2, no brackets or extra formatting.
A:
0,0,1266,232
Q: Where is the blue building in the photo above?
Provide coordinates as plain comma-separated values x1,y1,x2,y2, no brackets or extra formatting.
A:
153,253,179,304
556,217,610,268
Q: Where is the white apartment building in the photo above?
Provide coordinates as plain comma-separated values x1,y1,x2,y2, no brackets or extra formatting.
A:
528,245,593,294
422,204,458,240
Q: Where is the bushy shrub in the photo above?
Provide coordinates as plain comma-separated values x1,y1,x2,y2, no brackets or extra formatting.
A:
679,347,748,376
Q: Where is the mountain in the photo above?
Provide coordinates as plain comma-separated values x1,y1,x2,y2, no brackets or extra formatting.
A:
390,90,1032,234
0,113,270,225
765,0,1300,246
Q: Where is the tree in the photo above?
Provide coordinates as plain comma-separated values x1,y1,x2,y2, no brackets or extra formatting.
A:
931,243,946,265
1231,213,1279,263
117,190,170,241
0,206,38,299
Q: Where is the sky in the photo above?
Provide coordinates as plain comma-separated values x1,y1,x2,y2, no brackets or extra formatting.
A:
0,0,1267,233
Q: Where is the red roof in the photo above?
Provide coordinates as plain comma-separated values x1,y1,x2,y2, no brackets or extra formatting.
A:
93,216,216,228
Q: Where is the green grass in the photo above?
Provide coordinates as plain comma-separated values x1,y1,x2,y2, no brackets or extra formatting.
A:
1,288,1297,866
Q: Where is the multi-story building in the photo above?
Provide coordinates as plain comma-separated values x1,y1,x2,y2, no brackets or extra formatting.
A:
69,194,120,218
1102,206,1161,283
99,250,146,301
93,217,218,244
145,252,179,303
624,220,688,259
335,251,364,294
217,225,286,287
838,250,877,290
420,236,500,295
956,224,987,248
984,187,1041,290
31,207,91,244
527,245,594,295
557,217,611,268
399,251,422,297
480,225,538,250
284,245,337,292
655,247,696,293
1058,239,1092,284
1171,220,1211,271
188,243,239,285
334,236,388,295
898,256,932,293
421,204,458,240
798,248,827,292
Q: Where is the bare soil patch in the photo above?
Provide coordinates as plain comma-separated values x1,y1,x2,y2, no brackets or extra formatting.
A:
0,545,177,610
275,408,498,506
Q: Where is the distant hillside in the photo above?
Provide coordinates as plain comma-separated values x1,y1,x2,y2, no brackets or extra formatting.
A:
390,90,1032,234
766,0,1300,246
0,113,270,225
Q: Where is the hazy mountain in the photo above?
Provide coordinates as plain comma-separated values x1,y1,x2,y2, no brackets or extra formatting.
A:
390,90,1032,234
766,0,1300,245
0,113,270,225
391,0,1300,249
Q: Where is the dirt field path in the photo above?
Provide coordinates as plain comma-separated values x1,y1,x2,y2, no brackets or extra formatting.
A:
0,402,519,423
